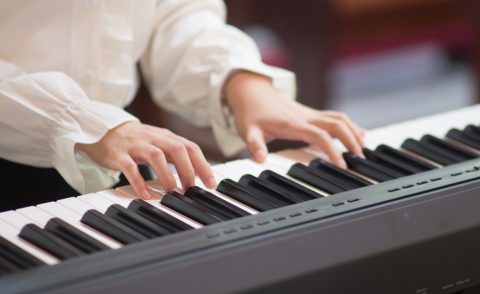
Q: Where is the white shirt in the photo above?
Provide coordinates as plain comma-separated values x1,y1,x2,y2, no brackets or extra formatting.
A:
0,0,296,194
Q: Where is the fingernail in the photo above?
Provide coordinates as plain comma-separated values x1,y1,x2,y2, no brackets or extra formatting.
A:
207,177,217,188
254,150,266,162
340,159,347,169
141,189,151,200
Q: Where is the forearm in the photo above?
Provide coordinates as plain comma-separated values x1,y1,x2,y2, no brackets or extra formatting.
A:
0,60,138,193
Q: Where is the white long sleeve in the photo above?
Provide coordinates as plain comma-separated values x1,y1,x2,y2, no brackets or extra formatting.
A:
141,0,296,156
0,60,138,193
0,0,296,194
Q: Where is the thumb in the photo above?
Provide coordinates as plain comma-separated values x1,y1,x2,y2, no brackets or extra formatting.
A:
246,126,268,163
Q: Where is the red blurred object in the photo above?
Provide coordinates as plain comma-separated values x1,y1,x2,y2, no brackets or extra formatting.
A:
226,0,480,108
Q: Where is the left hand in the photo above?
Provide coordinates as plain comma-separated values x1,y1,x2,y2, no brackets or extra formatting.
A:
225,71,365,169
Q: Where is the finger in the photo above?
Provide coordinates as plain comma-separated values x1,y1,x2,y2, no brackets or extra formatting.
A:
314,117,363,157
324,111,365,146
294,123,347,168
159,139,196,192
118,156,151,199
130,145,178,192
179,139,216,189
246,126,268,163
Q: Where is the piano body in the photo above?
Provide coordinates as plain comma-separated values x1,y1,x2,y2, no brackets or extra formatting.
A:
1,106,480,293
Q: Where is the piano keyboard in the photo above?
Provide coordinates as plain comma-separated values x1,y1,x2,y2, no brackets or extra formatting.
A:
0,104,479,286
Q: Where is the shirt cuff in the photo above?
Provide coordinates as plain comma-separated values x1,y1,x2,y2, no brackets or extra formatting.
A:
209,62,297,157
50,100,138,194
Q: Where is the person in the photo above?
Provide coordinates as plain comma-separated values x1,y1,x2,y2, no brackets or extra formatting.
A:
0,0,364,211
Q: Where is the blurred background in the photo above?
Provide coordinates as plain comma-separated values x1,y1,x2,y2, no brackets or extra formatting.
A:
130,0,480,162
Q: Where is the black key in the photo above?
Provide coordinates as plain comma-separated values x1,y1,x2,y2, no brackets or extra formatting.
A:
420,135,477,161
81,209,148,245
0,256,21,274
128,200,192,233
239,175,295,206
19,224,84,260
309,159,372,189
258,170,323,201
375,144,435,172
172,191,230,221
45,218,109,254
185,186,250,219
287,163,346,194
446,129,480,150
217,179,276,212
105,204,171,239
161,192,223,225
0,236,44,270
363,148,413,176
240,174,309,204
343,153,399,182
464,126,480,146
401,138,458,166
464,125,480,138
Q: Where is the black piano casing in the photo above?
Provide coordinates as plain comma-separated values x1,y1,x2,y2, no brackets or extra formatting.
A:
2,160,480,294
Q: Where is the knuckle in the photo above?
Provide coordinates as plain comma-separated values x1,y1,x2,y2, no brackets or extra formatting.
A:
147,147,163,158
337,112,349,120
331,121,348,133
277,119,293,129
122,160,137,173
316,129,330,141
185,142,202,153
167,142,185,154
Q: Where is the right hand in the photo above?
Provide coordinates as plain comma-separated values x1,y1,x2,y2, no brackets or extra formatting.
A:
75,121,216,199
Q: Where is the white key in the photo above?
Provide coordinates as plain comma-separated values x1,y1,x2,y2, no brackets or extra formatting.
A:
16,206,52,227
192,170,226,188
364,105,480,149
155,167,258,215
258,151,335,196
162,168,258,215
0,219,58,265
0,211,34,229
214,160,248,181
57,197,95,215
217,157,330,197
37,202,121,249
194,180,259,215
77,193,115,213
16,206,121,250
96,190,134,207
269,149,316,168
118,183,164,200
115,186,203,229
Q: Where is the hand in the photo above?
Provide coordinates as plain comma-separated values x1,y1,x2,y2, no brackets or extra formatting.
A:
75,121,216,199
225,71,365,168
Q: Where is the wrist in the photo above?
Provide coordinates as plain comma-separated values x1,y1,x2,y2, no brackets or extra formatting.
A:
75,120,137,153
224,70,273,113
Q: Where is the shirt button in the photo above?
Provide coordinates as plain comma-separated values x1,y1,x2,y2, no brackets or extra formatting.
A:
85,0,98,10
